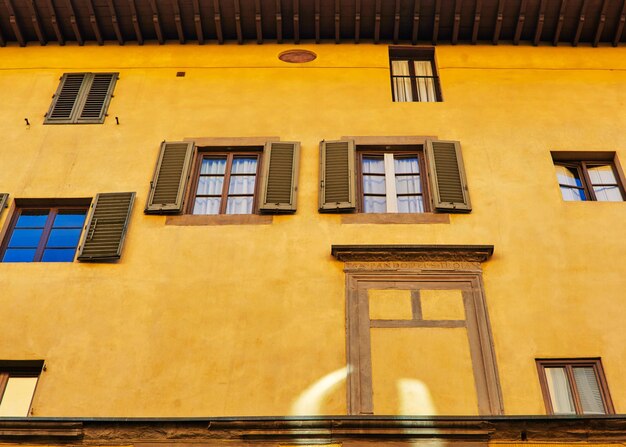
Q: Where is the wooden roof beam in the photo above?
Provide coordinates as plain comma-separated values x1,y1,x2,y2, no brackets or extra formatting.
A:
0,25,5,46
192,0,203,44
26,0,46,45
471,0,481,44
411,0,420,44
593,0,609,47
234,0,242,44
334,4,341,43
573,0,588,46
533,0,546,45
173,0,185,44
355,0,360,43
393,0,400,43
66,0,83,45
149,0,164,44
85,0,103,45
374,0,380,43
513,0,527,45
128,0,143,44
432,0,440,45
452,0,462,45
255,0,262,44
293,0,299,43
107,0,124,45
5,0,25,46
314,0,319,43
213,0,223,44
275,0,282,43
614,0,626,46
553,0,567,45
47,0,64,44
492,0,505,45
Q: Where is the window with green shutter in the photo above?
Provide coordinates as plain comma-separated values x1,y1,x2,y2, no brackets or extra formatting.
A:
44,73,118,124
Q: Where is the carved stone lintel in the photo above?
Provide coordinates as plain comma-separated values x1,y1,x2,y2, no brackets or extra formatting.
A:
345,260,482,272
331,245,494,263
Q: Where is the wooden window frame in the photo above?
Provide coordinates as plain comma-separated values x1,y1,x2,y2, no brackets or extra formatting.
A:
554,160,625,201
389,46,442,103
536,358,615,415
0,360,44,417
356,145,431,213
185,147,263,215
0,201,91,263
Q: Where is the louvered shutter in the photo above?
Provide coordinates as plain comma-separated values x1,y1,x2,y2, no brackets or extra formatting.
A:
425,139,472,213
319,140,356,211
75,73,118,123
259,141,300,213
77,192,135,262
145,141,195,214
0,194,8,217
45,73,88,124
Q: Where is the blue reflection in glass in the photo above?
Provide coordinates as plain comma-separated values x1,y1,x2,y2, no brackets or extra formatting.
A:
15,213,48,228
53,212,86,228
46,229,82,248
2,248,37,262
42,249,76,262
8,229,44,248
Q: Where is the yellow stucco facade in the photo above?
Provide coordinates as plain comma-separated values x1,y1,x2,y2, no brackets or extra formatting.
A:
0,43,625,421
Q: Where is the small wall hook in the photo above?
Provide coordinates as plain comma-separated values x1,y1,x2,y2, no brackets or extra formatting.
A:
24,118,30,126
115,116,120,125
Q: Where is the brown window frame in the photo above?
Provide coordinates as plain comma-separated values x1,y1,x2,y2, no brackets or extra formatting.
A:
536,358,615,415
186,147,263,215
356,145,431,213
0,201,90,263
0,360,44,417
554,160,625,201
389,47,442,102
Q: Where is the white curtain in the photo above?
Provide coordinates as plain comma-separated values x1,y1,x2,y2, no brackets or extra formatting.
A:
414,60,436,102
573,367,605,414
391,60,413,102
545,367,576,414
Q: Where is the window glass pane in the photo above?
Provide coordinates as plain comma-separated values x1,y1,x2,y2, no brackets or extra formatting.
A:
573,367,606,415
231,157,258,174
364,196,386,213
8,229,44,248
42,249,77,262
593,186,624,202
396,175,422,194
228,175,256,195
193,197,221,215
46,229,82,248
391,60,413,102
200,158,227,175
0,377,38,417
560,186,586,201
587,165,617,184
15,212,48,228
53,211,87,228
394,157,420,174
545,367,576,414
397,196,424,213
226,197,253,214
362,157,385,174
196,176,224,196
363,175,386,195
555,165,583,187
2,249,37,262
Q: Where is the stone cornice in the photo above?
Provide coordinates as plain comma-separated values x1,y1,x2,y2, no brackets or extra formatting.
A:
331,245,494,263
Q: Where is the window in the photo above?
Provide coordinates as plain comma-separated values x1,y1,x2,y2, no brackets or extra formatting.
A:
537,358,614,415
0,195,136,263
554,161,625,202
1,205,88,262
389,47,441,102
44,72,118,124
0,361,44,417
319,139,471,214
145,141,300,215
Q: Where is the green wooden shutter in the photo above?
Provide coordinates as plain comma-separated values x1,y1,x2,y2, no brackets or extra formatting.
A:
0,194,8,217
75,73,118,123
259,141,300,213
319,140,356,212
145,141,195,214
425,139,472,213
45,73,88,124
77,192,135,262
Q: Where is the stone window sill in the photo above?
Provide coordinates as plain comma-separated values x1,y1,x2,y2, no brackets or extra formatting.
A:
341,213,450,224
165,214,273,226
